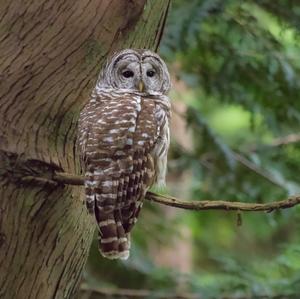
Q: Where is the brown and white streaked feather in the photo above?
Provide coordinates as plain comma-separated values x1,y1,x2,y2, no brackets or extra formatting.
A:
78,88,170,259
78,49,171,260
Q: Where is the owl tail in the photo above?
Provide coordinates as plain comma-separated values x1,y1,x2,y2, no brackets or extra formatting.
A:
96,210,130,260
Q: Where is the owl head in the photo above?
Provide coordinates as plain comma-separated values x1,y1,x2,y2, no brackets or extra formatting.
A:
96,49,171,95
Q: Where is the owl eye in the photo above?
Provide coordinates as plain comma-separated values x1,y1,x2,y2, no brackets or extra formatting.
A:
146,70,155,77
122,70,134,78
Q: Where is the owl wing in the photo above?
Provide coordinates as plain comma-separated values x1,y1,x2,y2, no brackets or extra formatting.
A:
78,91,169,259
118,97,160,234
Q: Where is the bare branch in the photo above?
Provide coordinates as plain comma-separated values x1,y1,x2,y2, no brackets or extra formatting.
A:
247,133,300,152
146,192,300,212
20,172,300,213
232,152,286,190
53,172,85,186
48,172,300,213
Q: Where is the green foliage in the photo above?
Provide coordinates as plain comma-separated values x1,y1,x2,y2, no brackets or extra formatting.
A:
84,1,300,298
161,0,300,199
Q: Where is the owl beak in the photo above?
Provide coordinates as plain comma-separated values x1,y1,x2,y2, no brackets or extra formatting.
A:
138,80,145,92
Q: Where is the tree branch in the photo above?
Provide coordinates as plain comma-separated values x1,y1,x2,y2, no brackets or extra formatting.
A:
246,133,300,152
145,192,300,212
44,172,300,213
232,151,287,190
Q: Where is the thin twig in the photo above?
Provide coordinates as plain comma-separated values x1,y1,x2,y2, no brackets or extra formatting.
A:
48,172,300,213
271,133,300,147
232,152,286,190
246,133,300,152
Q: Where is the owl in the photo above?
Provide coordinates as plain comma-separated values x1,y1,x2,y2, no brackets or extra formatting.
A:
78,49,171,260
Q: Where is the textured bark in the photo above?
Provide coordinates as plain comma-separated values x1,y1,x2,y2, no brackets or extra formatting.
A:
0,1,170,298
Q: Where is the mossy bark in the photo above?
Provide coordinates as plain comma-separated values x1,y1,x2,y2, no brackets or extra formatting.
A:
0,1,170,298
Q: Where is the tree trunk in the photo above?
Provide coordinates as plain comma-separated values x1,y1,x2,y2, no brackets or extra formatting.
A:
0,1,170,298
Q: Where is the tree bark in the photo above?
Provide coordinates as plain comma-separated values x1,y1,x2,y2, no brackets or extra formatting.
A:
0,1,170,298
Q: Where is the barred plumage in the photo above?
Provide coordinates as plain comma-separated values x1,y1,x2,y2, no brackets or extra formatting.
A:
78,49,171,259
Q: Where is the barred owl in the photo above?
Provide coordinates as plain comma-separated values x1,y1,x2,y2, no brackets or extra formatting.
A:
78,49,171,260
